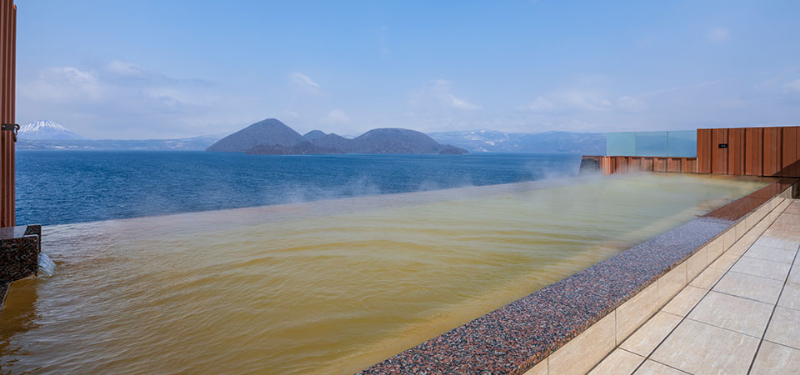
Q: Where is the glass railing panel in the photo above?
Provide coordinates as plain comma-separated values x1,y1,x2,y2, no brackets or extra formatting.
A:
606,132,636,156
606,130,697,157
635,131,668,157
667,130,697,157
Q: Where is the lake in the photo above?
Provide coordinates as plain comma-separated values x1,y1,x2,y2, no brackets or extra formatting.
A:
15,151,582,225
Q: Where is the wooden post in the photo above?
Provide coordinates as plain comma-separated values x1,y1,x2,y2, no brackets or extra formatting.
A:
0,0,15,227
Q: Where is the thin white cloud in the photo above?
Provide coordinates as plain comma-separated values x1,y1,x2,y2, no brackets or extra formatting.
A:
640,80,725,98
520,96,555,112
450,96,481,110
786,79,800,92
616,96,647,112
326,108,350,123
289,72,321,89
561,91,613,111
18,62,227,138
408,79,481,111
513,77,800,133
106,60,146,77
23,67,102,101
22,65,199,110
520,90,649,114
707,27,730,43
520,90,618,113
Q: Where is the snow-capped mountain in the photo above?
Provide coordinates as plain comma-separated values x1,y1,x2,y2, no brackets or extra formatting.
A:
16,134,224,151
428,130,606,154
18,120,85,140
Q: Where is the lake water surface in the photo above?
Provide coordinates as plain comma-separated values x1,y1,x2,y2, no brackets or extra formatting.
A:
16,151,581,225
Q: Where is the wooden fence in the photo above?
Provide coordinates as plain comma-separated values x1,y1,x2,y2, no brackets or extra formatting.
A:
582,156,697,175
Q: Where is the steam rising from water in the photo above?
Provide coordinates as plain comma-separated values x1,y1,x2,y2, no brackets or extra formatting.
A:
16,152,583,225
277,177,383,204
0,174,767,374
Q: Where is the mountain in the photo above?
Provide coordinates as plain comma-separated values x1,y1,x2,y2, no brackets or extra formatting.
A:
17,120,224,150
438,145,468,155
350,128,448,154
429,130,606,154
302,130,327,142
18,120,85,140
312,133,356,152
17,134,223,151
208,119,468,155
245,141,344,155
206,118,303,152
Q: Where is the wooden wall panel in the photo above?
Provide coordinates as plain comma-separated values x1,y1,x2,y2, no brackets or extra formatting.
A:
603,157,614,175
685,158,697,173
614,157,624,173
698,126,800,177
782,127,798,169
629,157,640,172
745,128,763,176
668,158,681,173
642,157,653,172
697,129,712,174
763,127,782,176
654,158,667,172
711,128,728,174
727,128,745,175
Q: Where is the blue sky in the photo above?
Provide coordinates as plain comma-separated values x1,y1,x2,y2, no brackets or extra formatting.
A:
15,0,800,139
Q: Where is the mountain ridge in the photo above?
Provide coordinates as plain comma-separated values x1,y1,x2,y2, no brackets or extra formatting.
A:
207,118,468,155
17,135,222,151
16,119,606,154
429,129,606,154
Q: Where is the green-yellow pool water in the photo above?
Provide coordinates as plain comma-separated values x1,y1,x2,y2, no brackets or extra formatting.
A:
0,174,768,374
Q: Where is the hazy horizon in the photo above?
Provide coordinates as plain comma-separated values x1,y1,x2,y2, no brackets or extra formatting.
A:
19,117,616,142
15,0,800,139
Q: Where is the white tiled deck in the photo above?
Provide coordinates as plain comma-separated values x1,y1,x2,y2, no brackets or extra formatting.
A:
590,199,800,375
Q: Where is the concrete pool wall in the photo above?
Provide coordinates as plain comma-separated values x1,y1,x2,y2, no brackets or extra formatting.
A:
357,178,799,374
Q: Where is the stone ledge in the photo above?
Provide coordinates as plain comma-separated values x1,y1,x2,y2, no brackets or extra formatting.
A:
0,224,42,313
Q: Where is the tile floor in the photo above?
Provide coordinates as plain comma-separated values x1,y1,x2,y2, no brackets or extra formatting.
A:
589,199,800,375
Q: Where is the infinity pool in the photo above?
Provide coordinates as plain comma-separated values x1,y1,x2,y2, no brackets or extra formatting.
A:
0,174,767,374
